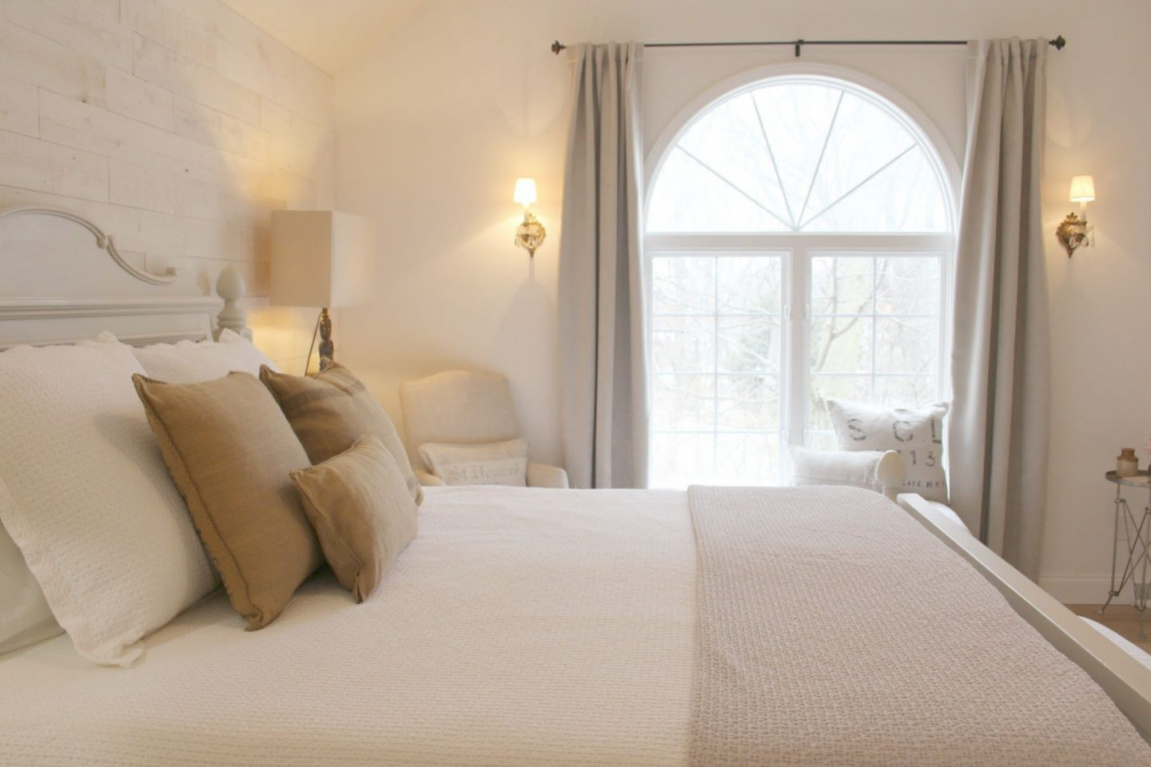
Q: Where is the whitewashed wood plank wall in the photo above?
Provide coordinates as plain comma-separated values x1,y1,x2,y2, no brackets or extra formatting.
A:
0,0,335,370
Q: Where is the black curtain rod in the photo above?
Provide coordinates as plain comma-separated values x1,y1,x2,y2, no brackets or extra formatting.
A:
551,35,1066,57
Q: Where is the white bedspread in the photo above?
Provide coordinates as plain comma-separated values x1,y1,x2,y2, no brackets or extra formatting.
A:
0,488,696,766
1,486,1149,766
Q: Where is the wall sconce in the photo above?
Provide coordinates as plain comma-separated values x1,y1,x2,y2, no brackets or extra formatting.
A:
513,177,546,257
1056,175,1095,257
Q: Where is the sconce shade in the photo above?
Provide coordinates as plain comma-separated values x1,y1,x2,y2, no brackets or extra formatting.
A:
1069,175,1096,203
270,211,375,309
513,178,538,206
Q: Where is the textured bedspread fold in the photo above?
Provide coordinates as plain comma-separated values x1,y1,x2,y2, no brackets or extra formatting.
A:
687,485,1151,766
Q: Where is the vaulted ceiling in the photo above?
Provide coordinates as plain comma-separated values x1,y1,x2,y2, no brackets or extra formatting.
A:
220,0,425,75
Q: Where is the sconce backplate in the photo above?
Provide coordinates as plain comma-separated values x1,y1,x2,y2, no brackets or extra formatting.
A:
515,212,547,257
1056,211,1090,257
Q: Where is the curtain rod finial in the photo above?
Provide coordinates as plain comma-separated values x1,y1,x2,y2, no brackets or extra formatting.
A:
552,40,566,55
1050,35,1066,49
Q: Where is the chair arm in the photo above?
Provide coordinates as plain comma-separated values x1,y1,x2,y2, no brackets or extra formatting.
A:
527,462,569,489
875,450,907,501
415,470,445,487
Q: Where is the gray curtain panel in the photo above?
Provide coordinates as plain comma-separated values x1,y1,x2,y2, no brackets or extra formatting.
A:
558,42,650,489
949,38,1050,579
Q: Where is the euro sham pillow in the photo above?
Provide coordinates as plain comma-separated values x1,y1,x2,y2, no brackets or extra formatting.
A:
260,364,422,506
291,436,418,603
129,329,278,383
418,438,529,487
0,342,215,666
823,398,948,503
0,481,61,656
134,372,322,630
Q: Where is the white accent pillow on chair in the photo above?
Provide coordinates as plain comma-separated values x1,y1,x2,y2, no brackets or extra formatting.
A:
790,447,888,493
418,439,529,487
823,398,949,503
0,342,216,666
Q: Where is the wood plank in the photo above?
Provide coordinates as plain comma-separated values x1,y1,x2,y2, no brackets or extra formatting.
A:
178,217,269,263
1,0,133,72
0,128,108,201
39,89,251,183
0,184,185,262
106,66,173,131
0,74,38,137
120,0,216,70
133,33,261,127
109,158,174,213
0,19,105,105
173,95,269,163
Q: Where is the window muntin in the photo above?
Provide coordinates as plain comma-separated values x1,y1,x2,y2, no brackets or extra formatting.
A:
647,76,953,489
647,81,949,234
651,254,784,487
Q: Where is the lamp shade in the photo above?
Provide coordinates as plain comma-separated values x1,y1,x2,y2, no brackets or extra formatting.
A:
270,211,375,309
513,178,537,206
1069,175,1096,203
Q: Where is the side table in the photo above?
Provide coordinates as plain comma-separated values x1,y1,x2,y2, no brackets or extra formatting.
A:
1100,470,1151,640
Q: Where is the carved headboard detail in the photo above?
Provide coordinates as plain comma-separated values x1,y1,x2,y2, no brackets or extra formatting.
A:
0,206,248,349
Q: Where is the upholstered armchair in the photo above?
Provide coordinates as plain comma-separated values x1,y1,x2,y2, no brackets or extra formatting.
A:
399,370,569,489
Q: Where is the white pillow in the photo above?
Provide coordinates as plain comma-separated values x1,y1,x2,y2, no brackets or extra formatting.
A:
0,342,216,666
824,398,949,503
0,487,61,656
130,329,279,383
790,447,888,493
418,438,529,487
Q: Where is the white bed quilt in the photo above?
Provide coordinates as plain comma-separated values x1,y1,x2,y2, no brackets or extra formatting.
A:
0,488,696,766
1,486,1149,766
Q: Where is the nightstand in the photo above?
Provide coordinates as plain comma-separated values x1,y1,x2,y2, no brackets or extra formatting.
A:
1100,470,1151,640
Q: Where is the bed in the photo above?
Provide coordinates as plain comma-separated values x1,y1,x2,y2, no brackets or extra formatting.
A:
1,208,1151,766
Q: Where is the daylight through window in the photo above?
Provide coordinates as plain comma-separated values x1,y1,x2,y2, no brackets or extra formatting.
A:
647,75,954,488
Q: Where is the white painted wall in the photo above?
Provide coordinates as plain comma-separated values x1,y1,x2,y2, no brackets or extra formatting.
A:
336,0,1151,601
0,0,336,370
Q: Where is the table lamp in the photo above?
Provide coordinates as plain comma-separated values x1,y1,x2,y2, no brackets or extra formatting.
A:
270,210,375,372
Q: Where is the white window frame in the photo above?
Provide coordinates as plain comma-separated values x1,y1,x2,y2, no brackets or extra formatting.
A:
644,67,958,486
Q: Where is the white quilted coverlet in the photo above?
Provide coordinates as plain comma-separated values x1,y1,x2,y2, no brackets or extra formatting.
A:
2,485,1149,765
688,486,1151,766
0,487,696,766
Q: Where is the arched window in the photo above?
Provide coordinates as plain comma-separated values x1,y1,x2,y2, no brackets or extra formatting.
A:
647,74,954,488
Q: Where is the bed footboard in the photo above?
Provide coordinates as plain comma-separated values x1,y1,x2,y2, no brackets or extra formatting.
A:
899,493,1151,741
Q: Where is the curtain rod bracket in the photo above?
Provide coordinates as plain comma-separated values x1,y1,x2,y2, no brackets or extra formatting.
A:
795,39,804,57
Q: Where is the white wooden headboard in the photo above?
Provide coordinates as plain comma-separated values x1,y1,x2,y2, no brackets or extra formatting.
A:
0,207,247,349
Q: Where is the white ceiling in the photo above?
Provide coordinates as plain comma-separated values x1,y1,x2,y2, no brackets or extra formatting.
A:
220,0,425,75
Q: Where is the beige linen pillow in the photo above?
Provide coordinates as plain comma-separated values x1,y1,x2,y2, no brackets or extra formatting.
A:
418,438,529,486
134,372,322,630
260,365,423,506
291,436,418,603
